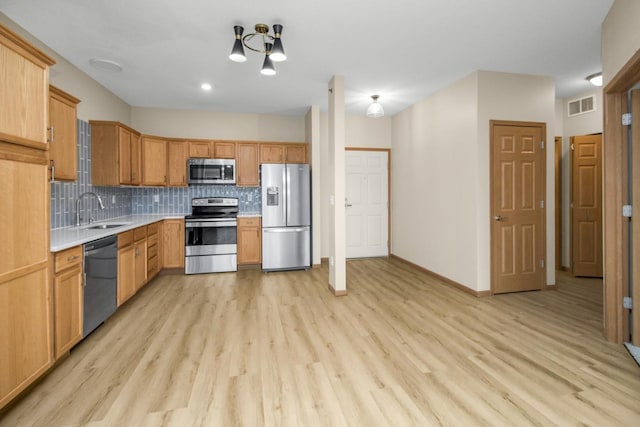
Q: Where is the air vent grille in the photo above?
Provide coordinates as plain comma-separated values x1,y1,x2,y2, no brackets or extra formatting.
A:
568,95,596,117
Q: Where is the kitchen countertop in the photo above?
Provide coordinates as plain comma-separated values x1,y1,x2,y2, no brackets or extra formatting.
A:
50,214,185,252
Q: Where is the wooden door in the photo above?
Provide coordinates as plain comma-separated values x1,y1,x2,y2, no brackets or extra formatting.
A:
490,121,546,294
237,217,261,264
571,134,603,277
117,245,135,306
188,141,212,158
214,141,235,158
48,86,79,181
631,89,640,346
260,144,284,163
53,264,83,357
345,150,389,258
554,137,562,270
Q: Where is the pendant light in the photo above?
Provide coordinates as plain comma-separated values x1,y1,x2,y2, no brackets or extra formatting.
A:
260,43,276,76
366,95,384,118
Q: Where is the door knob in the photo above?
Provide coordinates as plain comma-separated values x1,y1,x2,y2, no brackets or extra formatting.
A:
494,215,504,221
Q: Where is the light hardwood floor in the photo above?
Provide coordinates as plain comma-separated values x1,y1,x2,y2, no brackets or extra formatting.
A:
2,259,639,426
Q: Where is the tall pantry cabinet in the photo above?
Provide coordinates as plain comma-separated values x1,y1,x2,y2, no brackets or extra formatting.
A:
0,24,56,409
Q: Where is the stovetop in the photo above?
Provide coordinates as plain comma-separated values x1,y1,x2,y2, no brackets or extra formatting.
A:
187,197,238,220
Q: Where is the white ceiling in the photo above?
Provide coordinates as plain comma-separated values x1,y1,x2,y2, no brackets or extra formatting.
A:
0,0,613,117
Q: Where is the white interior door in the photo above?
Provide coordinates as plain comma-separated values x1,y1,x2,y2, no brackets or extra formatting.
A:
345,150,389,258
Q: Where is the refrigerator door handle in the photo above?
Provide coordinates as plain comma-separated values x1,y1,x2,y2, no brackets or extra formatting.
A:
263,228,307,233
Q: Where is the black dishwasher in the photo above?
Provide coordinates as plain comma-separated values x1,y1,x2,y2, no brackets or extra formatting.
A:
83,235,117,337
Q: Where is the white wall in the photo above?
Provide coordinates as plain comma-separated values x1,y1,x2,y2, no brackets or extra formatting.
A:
602,0,640,84
0,12,131,124
391,72,480,289
131,107,305,141
477,71,557,289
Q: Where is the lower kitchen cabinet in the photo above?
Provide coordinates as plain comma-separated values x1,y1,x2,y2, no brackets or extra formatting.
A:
134,228,147,291
238,217,261,265
52,245,83,358
163,219,184,268
117,231,136,307
147,222,160,280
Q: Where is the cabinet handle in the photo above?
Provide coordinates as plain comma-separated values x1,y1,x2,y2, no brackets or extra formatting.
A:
67,255,80,262
47,126,54,142
49,160,55,181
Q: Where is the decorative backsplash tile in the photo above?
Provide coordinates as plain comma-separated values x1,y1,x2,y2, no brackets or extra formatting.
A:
50,119,261,229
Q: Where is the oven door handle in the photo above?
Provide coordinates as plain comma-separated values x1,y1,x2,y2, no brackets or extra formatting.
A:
185,221,237,228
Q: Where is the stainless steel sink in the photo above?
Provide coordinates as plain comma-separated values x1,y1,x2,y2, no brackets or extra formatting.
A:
86,224,126,230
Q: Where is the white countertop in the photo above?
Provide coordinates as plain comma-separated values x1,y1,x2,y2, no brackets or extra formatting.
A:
51,214,185,252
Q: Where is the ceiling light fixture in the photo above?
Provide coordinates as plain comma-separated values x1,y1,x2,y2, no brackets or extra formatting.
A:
89,58,123,72
366,95,384,118
201,83,212,91
586,72,603,87
229,24,286,75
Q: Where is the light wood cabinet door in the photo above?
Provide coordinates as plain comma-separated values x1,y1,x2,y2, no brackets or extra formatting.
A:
237,142,259,187
260,143,284,163
48,86,80,181
285,144,307,163
0,25,54,150
188,141,212,158
141,136,167,186
163,219,185,268
134,240,147,290
130,132,141,185
0,266,53,408
117,244,135,306
237,217,262,265
118,127,132,185
53,263,82,358
167,140,187,186
214,141,236,158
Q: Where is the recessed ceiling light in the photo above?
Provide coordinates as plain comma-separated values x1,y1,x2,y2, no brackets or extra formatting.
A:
201,83,213,91
89,58,123,72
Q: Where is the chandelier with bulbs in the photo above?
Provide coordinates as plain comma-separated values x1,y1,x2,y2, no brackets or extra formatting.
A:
229,24,286,75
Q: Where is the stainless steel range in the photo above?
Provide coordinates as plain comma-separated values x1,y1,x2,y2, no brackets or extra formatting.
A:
184,197,238,274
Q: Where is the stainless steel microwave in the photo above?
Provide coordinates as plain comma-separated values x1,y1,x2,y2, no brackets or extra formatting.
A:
187,158,236,185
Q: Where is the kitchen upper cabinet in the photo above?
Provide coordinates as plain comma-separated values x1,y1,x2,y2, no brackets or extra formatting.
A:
188,140,212,158
48,86,80,181
285,144,307,163
0,24,54,410
90,121,142,186
52,245,83,358
0,25,55,150
141,136,167,186
237,142,259,187
163,219,184,268
238,217,262,265
260,143,284,163
167,140,187,187
214,141,236,158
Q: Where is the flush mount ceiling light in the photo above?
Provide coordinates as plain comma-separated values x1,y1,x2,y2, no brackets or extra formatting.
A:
200,83,213,91
366,95,385,118
229,24,286,76
586,72,603,87
89,58,123,72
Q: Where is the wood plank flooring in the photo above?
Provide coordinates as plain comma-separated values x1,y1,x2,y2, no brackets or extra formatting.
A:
1,259,639,426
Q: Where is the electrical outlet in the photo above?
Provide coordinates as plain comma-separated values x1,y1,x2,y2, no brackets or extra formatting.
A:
248,193,253,202
154,195,159,203
111,195,116,204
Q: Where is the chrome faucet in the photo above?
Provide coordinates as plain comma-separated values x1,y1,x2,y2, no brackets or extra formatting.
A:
76,192,105,226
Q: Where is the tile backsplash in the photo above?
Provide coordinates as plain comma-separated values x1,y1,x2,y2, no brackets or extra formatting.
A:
50,119,261,229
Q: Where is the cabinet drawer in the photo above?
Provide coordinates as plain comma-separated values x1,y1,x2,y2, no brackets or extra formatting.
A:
238,217,261,227
147,222,158,236
147,233,159,247
118,230,134,248
54,246,82,274
147,242,158,259
147,255,158,275
134,226,147,242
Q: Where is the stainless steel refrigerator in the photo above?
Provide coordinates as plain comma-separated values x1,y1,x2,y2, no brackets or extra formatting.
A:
261,163,311,271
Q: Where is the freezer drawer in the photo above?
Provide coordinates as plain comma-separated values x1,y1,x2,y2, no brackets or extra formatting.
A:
262,227,310,271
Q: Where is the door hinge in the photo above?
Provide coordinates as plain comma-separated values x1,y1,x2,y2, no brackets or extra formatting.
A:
622,113,632,126
623,296,633,309
622,205,633,218
540,259,545,268
540,141,545,149
540,200,545,209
